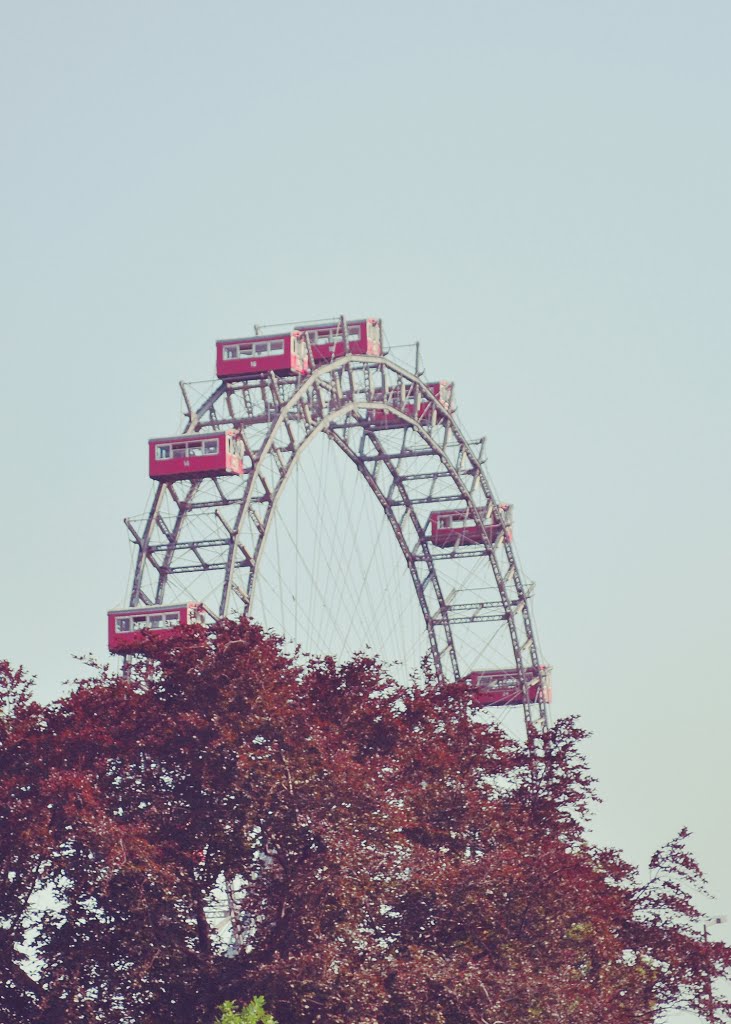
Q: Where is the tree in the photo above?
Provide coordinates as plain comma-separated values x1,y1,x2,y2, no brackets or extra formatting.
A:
0,660,53,1021
215,997,277,1024
0,620,729,1023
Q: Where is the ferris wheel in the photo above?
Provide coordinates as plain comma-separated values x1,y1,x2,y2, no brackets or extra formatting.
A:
108,317,551,733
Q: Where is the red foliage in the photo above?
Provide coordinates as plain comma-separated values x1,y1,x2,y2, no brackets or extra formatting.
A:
0,626,728,1023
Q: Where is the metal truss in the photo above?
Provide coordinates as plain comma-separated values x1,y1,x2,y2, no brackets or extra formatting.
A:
125,353,550,733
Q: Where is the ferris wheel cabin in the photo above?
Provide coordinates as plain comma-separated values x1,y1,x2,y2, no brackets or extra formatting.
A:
216,332,309,379
369,380,454,428
149,430,246,481
430,504,513,548
107,602,205,653
468,667,551,706
296,318,382,364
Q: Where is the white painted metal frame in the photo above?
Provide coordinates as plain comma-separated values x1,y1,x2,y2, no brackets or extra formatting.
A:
124,352,550,732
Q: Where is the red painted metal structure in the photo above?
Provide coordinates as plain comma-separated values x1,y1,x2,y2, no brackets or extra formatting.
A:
296,318,382,364
216,333,308,379
149,430,246,481
370,381,454,428
430,504,513,548
468,667,551,706
108,602,205,653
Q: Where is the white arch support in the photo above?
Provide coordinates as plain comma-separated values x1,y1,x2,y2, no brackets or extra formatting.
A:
124,352,550,732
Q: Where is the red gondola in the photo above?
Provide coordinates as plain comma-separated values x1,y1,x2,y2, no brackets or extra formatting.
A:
107,602,205,653
467,667,551,706
430,504,513,548
295,318,382,364
149,430,245,482
216,332,308,379
369,381,454,428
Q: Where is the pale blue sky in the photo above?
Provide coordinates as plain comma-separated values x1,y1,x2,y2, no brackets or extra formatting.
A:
2,3,730,1017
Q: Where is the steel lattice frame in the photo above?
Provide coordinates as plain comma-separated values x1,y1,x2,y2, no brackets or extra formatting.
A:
124,352,550,732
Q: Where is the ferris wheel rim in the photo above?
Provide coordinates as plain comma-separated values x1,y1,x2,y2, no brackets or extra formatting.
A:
125,350,550,733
